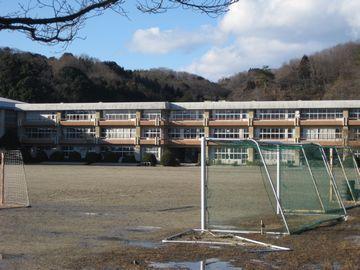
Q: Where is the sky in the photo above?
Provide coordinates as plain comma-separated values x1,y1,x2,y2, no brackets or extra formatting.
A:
0,0,360,81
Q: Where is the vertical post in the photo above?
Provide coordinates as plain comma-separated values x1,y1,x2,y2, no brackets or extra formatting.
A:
329,148,334,201
276,146,281,214
200,137,206,231
0,152,4,205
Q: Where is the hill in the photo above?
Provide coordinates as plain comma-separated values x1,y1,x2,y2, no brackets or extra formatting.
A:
0,42,359,103
0,48,229,103
219,42,360,101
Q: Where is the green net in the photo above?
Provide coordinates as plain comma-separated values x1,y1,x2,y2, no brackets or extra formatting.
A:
324,147,360,207
205,140,346,234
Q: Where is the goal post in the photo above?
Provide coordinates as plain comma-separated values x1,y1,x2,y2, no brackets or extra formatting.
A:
0,150,30,208
200,138,347,234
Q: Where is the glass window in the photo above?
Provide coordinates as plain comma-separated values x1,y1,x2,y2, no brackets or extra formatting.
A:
169,110,203,121
24,128,56,139
256,128,294,140
101,146,134,157
211,128,249,139
103,110,136,120
63,128,95,139
301,109,343,119
64,111,96,121
255,109,295,120
101,128,136,139
212,110,248,120
211,147,248,164
142,128,161,138
349,109,360,120
350,127,360,141
301,128,342,140
142,110,161,120
168,128,204,139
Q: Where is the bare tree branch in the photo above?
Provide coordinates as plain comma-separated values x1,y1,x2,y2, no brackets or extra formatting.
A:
0,0,238,44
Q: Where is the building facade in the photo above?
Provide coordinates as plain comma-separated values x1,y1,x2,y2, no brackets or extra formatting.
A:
1,99,360,162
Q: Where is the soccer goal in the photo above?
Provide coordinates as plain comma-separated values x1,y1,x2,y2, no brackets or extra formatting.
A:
323,146,360,207
0,150,30,208
200,138,347,235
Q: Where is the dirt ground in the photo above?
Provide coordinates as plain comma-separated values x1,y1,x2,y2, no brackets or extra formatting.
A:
0,165,359,270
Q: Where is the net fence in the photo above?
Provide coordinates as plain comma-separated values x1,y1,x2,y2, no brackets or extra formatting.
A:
324,147,360,207
205,140,346,234
1,150,30,208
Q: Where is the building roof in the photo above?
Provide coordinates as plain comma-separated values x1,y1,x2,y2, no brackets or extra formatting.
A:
0,97,26,109
13,100,360,111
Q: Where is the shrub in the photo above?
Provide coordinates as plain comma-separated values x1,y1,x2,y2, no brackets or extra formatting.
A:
49,151,64,162
68,151,82,162
85,152,100,164
36,150,49,162
160,150,179,166
142,153,157,166
122,154,137,163
102,151,119,163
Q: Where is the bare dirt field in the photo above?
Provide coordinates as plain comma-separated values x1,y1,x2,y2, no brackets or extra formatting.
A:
0,165,359,270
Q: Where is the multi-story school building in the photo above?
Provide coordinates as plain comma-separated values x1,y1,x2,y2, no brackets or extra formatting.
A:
1,97,360,162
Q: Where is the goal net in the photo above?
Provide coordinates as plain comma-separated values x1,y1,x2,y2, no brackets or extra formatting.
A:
201,138,346,235
0,150,30,208
324,146,360,207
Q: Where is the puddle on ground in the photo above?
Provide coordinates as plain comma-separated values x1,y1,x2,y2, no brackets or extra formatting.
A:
149,258,242,269
97,236,162,248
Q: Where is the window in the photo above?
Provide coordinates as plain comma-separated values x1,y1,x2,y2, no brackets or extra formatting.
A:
142,128,161,138
350,128,360,141
26,111,56,122
168,128,204,139
63,128,95,139
256,128,294,140
101,128,136,139
212,110,248,120
142,110,161,120
64,111,96,121
262,150,296,165
211,147,248,164
62,146,96,158
301,128,342,140
141,147,160,159
349,109,360,120
255,109,295,120
101,146,134,157
169,110,203,120
211,128,249,139
103,110,136,120
25,128,56,139
301,109,343,119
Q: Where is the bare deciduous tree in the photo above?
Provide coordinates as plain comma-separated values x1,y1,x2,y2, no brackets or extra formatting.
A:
0,0,237,44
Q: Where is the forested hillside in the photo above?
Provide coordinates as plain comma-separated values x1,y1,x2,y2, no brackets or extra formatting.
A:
0,48,229,103
0,42,359,103
219,42,360,101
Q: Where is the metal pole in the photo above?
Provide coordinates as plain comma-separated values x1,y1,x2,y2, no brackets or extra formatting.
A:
200,137,206,231
250,139,290,234
319,147,347,214
276,146,280,214
0,152,4,205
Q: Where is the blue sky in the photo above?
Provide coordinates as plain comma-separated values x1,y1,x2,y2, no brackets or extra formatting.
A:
0,1,360,81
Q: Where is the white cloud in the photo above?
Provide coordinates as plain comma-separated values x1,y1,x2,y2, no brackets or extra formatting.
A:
185,38,324,80
129,26,224,54
186,0,360,80
129,0,360,80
